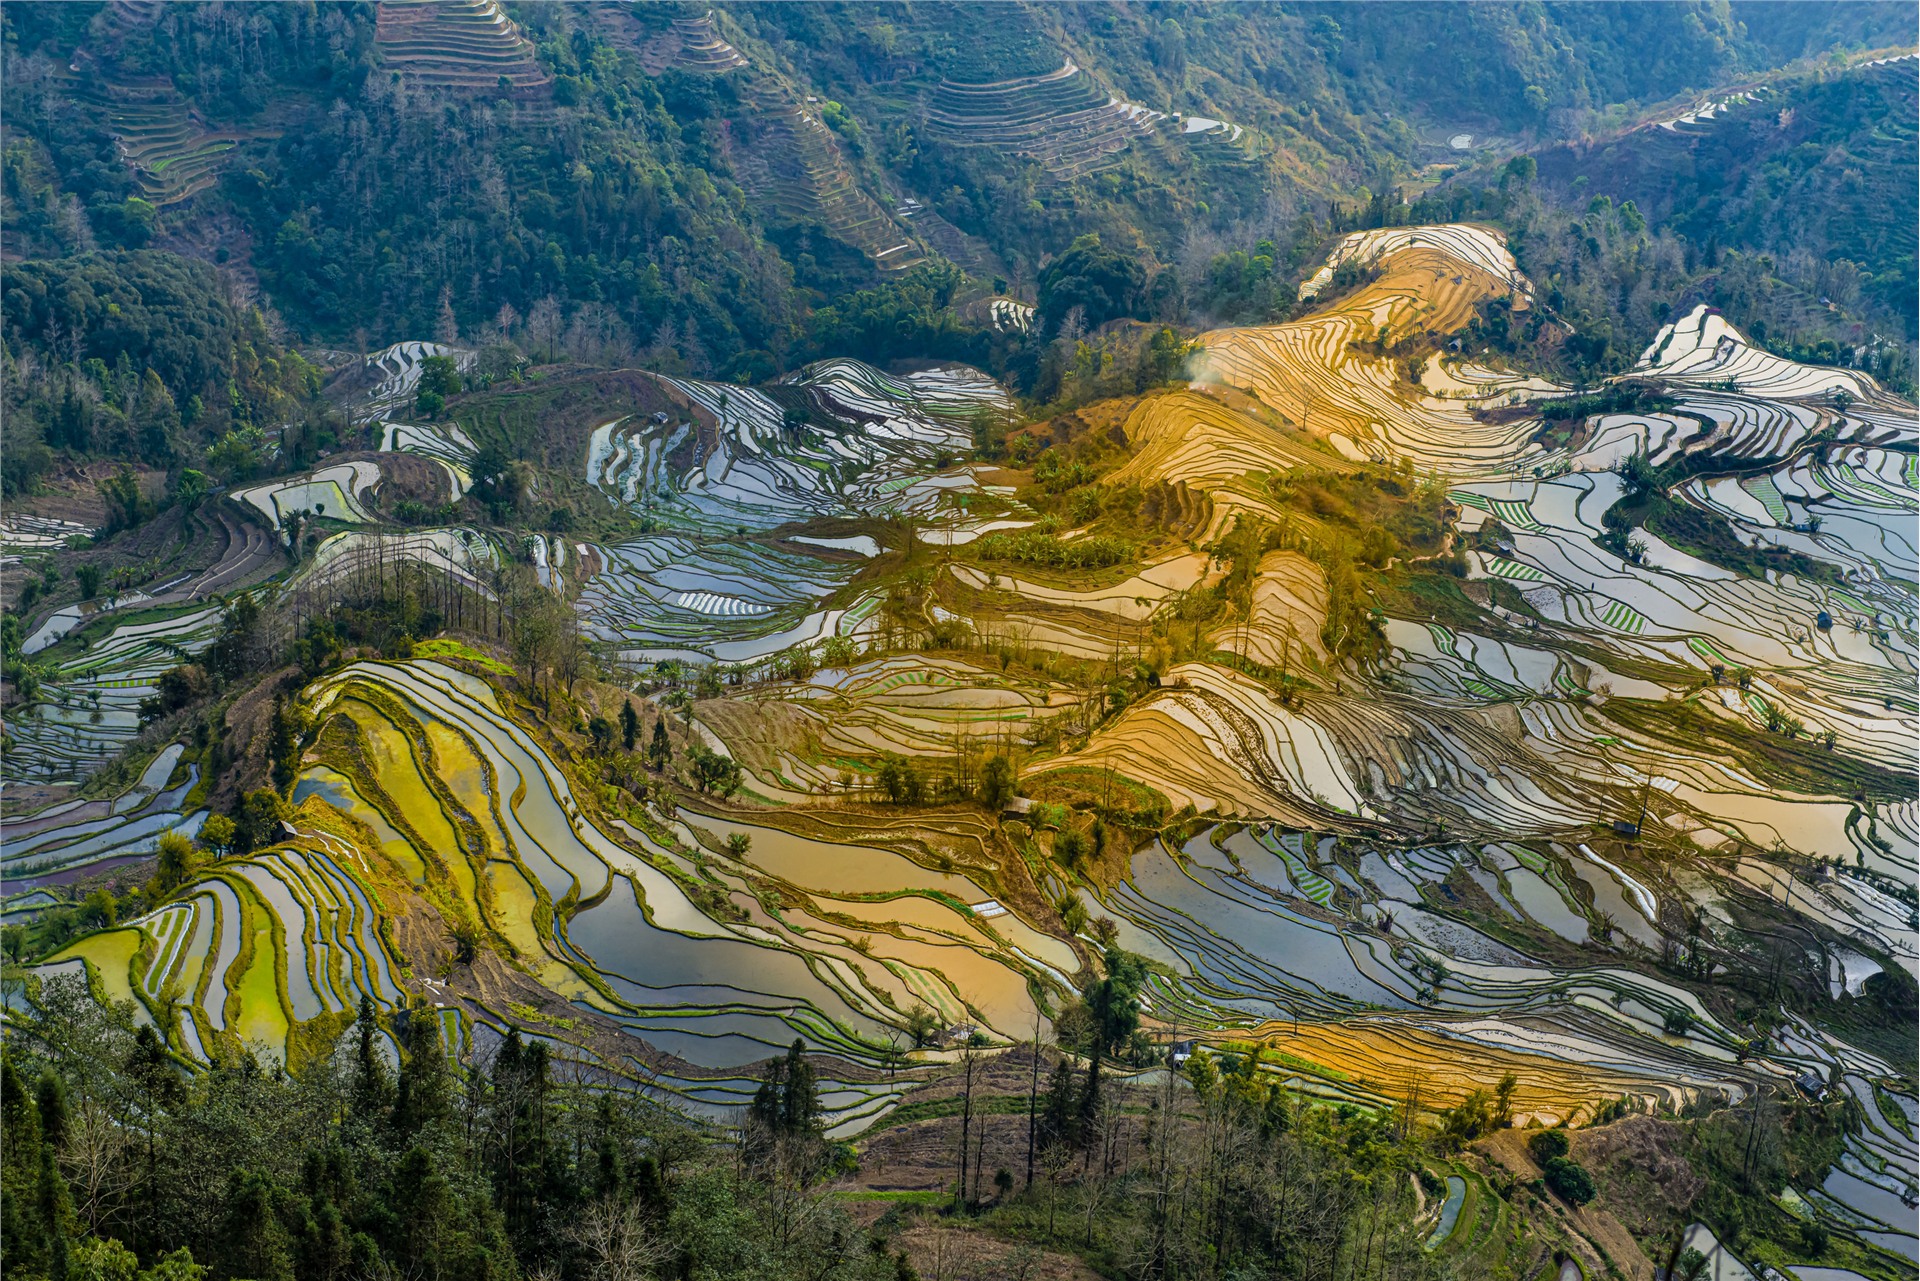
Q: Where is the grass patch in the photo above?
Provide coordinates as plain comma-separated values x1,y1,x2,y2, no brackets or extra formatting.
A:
835,1189,946,1204
414,638,513,675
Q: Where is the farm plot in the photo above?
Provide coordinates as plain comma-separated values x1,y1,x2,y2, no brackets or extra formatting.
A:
1094,834,1750,1104
291,528,500,596
729,79,921,269
1,513,92,556
44,824,406,1062
1298,224,1532,303
1192,226,1568,476
923,60,1163,182
331,341,476,417
1447,471,1917,767
230,462,381,532
1,744,205,883
596,7,748,75
952,550,1217,622
1637,306,1879,403
1052,663,1374,824
76,72,260,205
380,421,477,497
295,660,1063,1102
701,654,1077,796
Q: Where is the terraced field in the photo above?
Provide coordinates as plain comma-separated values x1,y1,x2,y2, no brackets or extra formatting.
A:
4,605,223,785
9,218,1914,1263
88,78,256,205
730,79,922,270
45,659,1077,1125
591,6,748,75
580,357,1010,536
924,60,1165,182
374,0,551,94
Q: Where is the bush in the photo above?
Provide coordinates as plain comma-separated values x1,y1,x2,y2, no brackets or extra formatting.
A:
1542,1156,1595,1205
976,530,1135,570
686,744,742,797
1663,1009,1694,1035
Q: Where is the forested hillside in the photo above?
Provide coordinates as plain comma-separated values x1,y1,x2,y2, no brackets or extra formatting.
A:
3,1,1912,377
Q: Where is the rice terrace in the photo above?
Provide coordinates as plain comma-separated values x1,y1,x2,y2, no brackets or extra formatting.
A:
0,4,1915,1280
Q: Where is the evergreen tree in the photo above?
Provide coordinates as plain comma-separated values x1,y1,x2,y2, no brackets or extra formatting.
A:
619,699,640,752
394,1002,451,1135
648,717,671,770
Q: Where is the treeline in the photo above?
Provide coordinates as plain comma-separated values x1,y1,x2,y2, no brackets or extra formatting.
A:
0,974,905,1281
0,960,1457,1281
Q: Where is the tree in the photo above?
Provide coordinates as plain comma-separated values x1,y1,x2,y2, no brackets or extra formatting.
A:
1037,234,1147,334
1528,1128,1569,1165
619,700,639,752
170,468,209,511
1493,1071,1518,1128
1542,1156,1595,1205
979,754,1016,811
648,717,671,770
687,744,741,797
76,564,103,600
150,831,199,898
198,813,237,857
527,296,563,364
232,789,287,854
588,716,614,753
268,697,312,792
415,354,461,417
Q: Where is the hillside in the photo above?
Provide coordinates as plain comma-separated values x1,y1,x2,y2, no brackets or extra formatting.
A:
1,7,1916,1281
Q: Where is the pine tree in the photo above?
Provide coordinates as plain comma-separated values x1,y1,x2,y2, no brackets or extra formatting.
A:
1040,1058,1077,1150
620,700,640,752
779,1039,819,1137
394,1001,450,1135
354,994,389,1109
648,717,671,770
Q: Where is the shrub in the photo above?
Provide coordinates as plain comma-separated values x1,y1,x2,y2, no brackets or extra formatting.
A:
1542,1156,1595,1205
1056,828,1088,867
1663,1009,1694,1036
1029,801,1068,830
686,744,741,797
976,530,1134,570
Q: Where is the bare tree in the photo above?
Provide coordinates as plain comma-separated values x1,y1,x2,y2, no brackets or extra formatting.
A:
568,1197,667,1281
527,295,564,365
